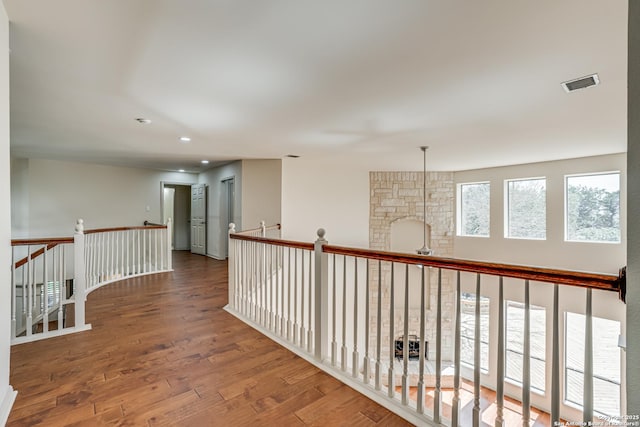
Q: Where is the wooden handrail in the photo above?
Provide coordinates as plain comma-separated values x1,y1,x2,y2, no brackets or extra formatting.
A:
143,220,164,226
11,237,74,246
11,241,73,269
85,225,166,234
323,244,624,295
229,233,314,251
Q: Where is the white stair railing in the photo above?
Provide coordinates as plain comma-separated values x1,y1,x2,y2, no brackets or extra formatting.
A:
227,224,626,427
10,218,173,345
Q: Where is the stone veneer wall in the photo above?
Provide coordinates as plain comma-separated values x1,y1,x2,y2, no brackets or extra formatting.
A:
369,171,455,361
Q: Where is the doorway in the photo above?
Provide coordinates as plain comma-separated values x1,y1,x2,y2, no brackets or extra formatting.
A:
221,177,235,258
162,184,191,251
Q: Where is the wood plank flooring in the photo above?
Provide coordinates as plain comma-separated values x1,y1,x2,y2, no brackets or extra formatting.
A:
8,252,411,427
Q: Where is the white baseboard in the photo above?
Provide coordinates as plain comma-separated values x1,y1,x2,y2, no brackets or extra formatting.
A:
0,384,17,426
206,254,227,261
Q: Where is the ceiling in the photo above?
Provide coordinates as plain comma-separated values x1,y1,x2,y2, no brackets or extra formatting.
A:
3,1,628,173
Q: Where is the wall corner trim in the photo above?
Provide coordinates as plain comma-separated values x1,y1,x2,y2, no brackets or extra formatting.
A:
0,384,17,426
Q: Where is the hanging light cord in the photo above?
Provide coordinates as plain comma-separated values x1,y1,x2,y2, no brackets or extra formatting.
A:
417,146,433,256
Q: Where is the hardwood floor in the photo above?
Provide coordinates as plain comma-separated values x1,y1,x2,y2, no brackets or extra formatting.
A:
8,252,411,427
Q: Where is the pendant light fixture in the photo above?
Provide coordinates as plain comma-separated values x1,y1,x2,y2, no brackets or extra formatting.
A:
417,146,434,256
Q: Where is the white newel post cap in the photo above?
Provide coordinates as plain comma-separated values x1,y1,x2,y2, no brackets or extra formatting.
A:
75,219,84,234
316,228,327,243
229,223,236,233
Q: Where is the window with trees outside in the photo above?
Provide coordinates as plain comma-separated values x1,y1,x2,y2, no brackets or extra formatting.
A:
565,313,621,417
565,172,620,243
460,293,489,371
505,300,546,392
458,182,490,237
505,178,546,239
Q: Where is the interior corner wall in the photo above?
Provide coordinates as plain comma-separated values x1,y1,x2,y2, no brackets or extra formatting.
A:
12,158,198,237
241,159,282,230
0,3,17,424
627,0,639,415
199,161,242,259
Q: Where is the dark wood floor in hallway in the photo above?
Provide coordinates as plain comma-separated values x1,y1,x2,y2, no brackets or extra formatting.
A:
8,251,411,427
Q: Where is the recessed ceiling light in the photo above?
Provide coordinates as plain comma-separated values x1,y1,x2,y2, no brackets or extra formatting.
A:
135,118,152,124
178,169,185,173
179,136,191,143
561,73,600,92
201,160,209,164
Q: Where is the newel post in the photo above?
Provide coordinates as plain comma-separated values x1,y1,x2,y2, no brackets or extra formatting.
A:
73,219,87,328
260,220,266,237
228,223,236,309
314,228,329,361
166,218,173,270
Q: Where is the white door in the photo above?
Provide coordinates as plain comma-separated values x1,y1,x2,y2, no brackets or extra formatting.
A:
190,184,207,255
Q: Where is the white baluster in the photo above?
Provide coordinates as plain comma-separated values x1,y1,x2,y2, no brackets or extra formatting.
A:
268,244,273,330
551,284,560,425
341,255,348,372
496,276,505,427
331,254,337,366
401,264,409,406
388,262,395,399
364,259,371,385
42,246,49,333
417,265,426,414
375,260,382,391
57,246,64,329
434,268,443,422
287,246,292,340
11,247,16,339
473,273,481,427
352,257,359,378
142,228,147,274
307,250,313,353
293,248,299,345
523,280,531,426
584,288,594,424
26,246,32,336
299,247,305,346
452,271,461,427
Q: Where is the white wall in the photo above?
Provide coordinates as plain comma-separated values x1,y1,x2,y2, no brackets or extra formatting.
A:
281,155,370,246
0,4,16,424
199,161,242,259
241,159,282,230
10,158,198,237
454,154,626,273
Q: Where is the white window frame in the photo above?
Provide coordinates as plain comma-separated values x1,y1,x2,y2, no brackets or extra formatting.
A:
564,171,621,244
504,177,547,240
457,181,490,238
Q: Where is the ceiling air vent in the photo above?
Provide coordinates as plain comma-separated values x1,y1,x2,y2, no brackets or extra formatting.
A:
561,74,599,93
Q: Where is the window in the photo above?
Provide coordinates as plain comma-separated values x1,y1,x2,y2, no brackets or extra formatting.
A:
505,301,546,392
460,293,489,371
505,178,546,239
565,313,621,417
458,182,490,237
565,172,620,243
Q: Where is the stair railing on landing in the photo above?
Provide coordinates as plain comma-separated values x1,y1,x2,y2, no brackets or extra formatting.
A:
226,223,626,427
10,218,173,345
